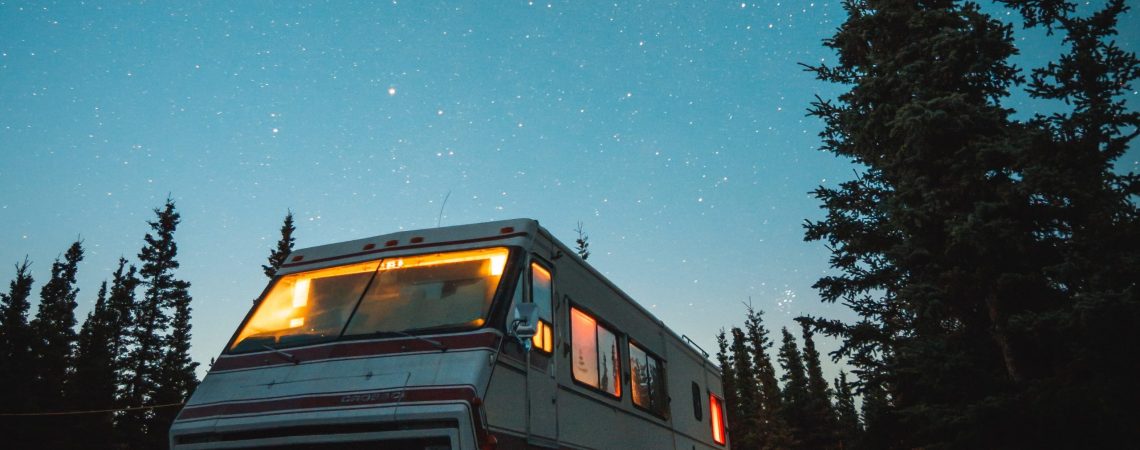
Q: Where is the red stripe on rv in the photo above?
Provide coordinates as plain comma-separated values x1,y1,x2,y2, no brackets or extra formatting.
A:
176,385,477,421
211,331,501,372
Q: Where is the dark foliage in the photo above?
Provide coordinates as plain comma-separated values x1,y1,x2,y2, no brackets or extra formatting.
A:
263,210,296,278
802,0,1138,447
0,258,36,445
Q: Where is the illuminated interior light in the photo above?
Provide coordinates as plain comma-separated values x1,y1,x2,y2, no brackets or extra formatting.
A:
289,317,304,328
293,278,310,308
379,248,510,272
490,254,506,276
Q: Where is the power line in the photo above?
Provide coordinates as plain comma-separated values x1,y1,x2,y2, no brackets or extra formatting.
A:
0,402,185,417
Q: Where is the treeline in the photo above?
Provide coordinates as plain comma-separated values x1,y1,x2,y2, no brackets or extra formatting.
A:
0,199,198,449
793,0,1138,448
716,307,861,449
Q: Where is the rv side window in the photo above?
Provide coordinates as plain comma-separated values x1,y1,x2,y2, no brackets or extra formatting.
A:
570,307,621,398
629,341,668,418
710,393,727,445
692,381,703,421
530,262,554,353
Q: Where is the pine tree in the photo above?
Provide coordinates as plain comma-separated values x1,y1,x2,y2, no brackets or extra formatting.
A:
800,0,1047,446
28,240,84,448
833,371,861,449
107,258,140,446
802,0,1138,446
798,320,838,448
30,240,84,411
69,282,119,449
0,258,36,444
776,327,809,447
728,327,761,449
744,306,793,449
123,199,197,449
574,221,590,260
263,210,296,278
995,1,1140,445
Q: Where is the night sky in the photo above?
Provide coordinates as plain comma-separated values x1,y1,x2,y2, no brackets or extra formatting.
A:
2,1,1137,381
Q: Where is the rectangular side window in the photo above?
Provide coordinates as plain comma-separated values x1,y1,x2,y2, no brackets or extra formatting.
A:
570,306,621,398
629,341,668,417
530,262,554,353
710,393,727,445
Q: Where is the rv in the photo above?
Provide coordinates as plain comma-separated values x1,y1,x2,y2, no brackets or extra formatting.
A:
170,219,730,449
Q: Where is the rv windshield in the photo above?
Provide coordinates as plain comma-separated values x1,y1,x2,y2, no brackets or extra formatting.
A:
229,247,511,353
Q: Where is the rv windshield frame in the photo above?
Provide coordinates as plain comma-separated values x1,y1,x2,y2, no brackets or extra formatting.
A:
226,246,518,354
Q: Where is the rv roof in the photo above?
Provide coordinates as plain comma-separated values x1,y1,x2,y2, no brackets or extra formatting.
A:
277,218,538,274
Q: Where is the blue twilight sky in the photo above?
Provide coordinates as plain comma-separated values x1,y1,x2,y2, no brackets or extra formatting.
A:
1,1,1137,382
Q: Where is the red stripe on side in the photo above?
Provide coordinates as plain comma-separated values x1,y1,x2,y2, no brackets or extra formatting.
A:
212,331,501,372
177,385,477,422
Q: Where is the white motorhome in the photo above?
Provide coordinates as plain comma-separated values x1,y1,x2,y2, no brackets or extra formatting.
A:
170,219,730,449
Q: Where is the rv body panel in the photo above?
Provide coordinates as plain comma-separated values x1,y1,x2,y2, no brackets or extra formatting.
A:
172,219,728,449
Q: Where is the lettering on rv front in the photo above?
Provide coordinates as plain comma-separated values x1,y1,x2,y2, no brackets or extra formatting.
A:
340,391,404,404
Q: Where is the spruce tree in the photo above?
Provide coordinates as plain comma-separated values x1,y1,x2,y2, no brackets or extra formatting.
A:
776,327,809,447
800,0,1048,446
996,1,1140,445
30,240,84,411
124,199,197,448
107,258,139,446
833,371,861,449
28,240,84,448
70,282,119,449
802,0,1137,446
728,327,761,449
263,210,296,278
0,258,36,444
798,320,838,448
574,221,590,260
744,306,793,449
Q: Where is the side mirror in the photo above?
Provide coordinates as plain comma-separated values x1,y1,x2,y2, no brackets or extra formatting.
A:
510,303,539,347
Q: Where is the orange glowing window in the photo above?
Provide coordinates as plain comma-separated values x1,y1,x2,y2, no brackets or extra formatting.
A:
531,319,553,353
570,307,621,398
230,260,380,352
528,262,554,354
710,394,727,445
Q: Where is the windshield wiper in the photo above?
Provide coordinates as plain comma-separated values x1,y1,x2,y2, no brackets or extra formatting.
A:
377,330,448,352
261,344,301,364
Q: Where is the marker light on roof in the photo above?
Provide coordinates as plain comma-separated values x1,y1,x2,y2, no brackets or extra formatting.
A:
500,226,514,234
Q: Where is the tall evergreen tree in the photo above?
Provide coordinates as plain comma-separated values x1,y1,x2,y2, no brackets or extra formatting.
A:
123,199,197,449
28,241,84,448
0,258,36,445
69,282,119,449
833,371,861,449
743,306,793,449
995,0,1140,445
263,210,296,278
776,327,809,447
574,221,590,260
30,240,84,411
802,0,1137,446
798,320,838,448
106,257,139,447
728,327,761,449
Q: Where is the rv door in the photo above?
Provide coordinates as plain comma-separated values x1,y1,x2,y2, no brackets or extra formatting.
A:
526,260,558,447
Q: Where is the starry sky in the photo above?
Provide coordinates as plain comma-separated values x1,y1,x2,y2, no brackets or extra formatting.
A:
2,1,1137,381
